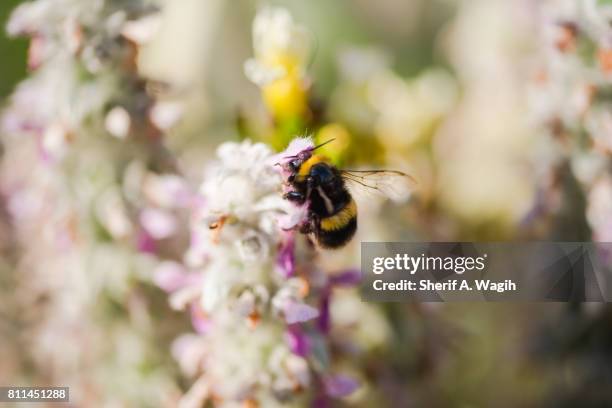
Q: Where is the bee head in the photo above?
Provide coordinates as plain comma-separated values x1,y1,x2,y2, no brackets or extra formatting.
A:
278,149,312,175
288,158,301,172
282,139,334,170
273,137,336,180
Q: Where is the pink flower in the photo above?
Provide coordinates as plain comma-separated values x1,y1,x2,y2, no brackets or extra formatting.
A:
154,261,201,293
190,303,211,334
139,207,177,239
136,228,157,254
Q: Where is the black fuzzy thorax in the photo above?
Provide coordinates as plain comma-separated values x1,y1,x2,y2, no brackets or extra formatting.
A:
292,163,351,218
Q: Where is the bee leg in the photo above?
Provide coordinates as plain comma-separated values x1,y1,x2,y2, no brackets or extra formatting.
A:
299,214,318,234
306,236,316,249
299,222,312,234
283,191,306,204
306,176,317,191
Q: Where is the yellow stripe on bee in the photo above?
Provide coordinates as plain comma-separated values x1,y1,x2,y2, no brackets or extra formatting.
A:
320,199,357,231
298,154,326,178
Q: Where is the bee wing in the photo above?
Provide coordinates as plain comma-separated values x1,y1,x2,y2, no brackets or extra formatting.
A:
340,170,417,203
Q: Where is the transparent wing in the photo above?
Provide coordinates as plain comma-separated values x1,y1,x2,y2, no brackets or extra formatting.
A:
340,169,417,203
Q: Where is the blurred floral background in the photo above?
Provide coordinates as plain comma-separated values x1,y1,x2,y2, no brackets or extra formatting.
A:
1,0,612,407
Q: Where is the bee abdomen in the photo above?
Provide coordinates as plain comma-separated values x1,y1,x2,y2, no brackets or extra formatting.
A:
315,199,357,248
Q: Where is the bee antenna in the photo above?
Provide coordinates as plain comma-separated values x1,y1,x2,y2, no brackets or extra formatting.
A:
312,138,335,151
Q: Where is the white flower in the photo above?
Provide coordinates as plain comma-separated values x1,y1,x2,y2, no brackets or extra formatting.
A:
95,187,133,239
6,0,55,36
121,14,162,45
166,137,359,405
272,278,318,324
42,121,70,159
199,140,288,225
244,6,311,86
105,106,131,139
252,7,306,59
201,263,234,312
587,176,612,242
268,346,310,397
150,101,184,131
235,231,271,262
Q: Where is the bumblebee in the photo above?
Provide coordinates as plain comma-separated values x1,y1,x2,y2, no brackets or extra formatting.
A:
279,139,414,249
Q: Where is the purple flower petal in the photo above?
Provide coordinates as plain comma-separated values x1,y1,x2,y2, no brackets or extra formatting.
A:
317,289,331,333
323,374,359,398
311,393,330,408
330,269,362,287
286,325,311,357
284,301,319,324
136,228,157,254
276,232,296,277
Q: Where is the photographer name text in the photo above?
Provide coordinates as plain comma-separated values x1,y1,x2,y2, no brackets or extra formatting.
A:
370,253,517,294
372,279,517,293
